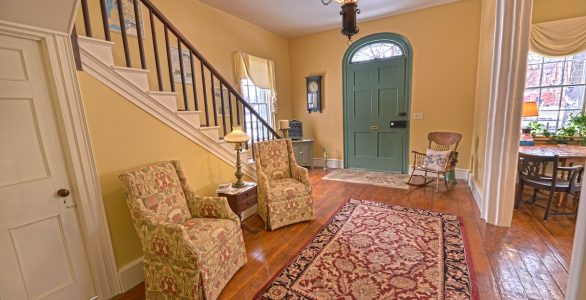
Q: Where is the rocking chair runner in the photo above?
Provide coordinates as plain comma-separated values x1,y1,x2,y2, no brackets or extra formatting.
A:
407,132,462,191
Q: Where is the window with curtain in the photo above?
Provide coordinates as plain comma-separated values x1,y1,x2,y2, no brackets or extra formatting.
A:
233,52,277,140
521,16,586,134
239,78,273,140
521,51,586,132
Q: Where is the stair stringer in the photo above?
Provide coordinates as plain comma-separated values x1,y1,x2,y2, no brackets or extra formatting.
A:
78,45,256,179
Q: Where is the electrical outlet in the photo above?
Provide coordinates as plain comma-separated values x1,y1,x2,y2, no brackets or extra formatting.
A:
413,112,424,120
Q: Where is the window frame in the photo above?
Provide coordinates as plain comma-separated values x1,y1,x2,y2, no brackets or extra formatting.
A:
239,78,274,141
522,51,586,134
349,41,405,64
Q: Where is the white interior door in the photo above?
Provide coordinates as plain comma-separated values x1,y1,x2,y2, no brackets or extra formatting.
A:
0,34,96,299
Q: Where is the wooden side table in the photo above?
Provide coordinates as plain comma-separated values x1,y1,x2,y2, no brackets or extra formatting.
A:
217,182,257,221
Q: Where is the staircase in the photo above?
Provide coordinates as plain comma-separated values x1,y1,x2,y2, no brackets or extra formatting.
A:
73,0,280,178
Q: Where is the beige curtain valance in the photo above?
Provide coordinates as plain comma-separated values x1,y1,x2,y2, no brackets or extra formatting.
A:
233,51,278,112
530,16,586,56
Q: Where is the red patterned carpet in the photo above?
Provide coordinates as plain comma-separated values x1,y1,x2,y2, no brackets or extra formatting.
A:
255,199,478,300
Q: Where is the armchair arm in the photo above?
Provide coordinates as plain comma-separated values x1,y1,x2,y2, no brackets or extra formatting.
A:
291,164,311,186
134,219,200,266
186,196,240,224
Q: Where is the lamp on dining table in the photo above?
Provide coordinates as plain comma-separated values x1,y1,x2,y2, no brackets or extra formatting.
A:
522,101,539,134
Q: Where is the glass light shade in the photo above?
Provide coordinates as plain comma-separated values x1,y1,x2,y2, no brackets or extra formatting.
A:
224,126,250,143
522,101,539,117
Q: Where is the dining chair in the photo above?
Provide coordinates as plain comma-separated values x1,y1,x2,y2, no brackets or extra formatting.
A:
515,153,583,221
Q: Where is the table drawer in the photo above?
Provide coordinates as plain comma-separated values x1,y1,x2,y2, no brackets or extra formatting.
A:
237,194,257,211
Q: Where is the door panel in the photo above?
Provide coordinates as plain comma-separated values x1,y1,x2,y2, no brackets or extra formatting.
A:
0,35,95,300
346,57,407,172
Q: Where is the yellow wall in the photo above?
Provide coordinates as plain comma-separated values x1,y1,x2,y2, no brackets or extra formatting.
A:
469,0,496,192
532,0,586,23
287,0,482,168
78,72,246,267
469,0,586,193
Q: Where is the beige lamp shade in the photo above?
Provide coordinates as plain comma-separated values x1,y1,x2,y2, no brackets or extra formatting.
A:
224,126,250,143
522,101,539,117
279,119,290,130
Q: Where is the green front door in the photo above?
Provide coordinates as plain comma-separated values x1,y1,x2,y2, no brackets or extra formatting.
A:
345,57,408,172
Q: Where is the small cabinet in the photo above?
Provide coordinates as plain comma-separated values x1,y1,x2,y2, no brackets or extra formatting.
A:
291,139,313,169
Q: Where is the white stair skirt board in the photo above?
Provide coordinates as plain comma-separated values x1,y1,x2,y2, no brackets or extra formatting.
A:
78,43,256,179
77,36,115,67
112,66,150,91
176,111,201,128
147,91,178,112
199,126,220,142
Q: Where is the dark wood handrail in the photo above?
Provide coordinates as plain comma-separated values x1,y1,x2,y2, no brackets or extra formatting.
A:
139,0,279,138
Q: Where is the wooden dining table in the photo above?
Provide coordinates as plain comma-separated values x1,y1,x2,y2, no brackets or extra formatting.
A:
519,144,586,206
519,144,586,161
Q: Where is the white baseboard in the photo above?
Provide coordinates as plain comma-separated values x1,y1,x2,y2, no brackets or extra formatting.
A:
467,175,483,211
408,167,470,180
312,158,344,169
118,257,144,292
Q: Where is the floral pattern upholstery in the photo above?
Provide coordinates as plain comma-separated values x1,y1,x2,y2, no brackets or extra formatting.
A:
254,139,315,230
119,161,247,299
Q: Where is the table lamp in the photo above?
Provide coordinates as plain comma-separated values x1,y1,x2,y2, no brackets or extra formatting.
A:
522,101,539,133
279,119,290,138
224,126,250,188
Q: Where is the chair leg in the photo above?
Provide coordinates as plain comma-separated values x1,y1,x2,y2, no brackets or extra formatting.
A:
543,191,556,221
443,173,448,188
436,173,440,192
407,167,417,184
514,180,524,209
531,188,538,204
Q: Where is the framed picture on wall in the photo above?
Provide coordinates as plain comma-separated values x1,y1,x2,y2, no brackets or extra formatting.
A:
106,0,143,37
214,86,230,114
170,47,193,84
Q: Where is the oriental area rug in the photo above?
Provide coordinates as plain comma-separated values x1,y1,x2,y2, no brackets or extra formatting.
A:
322,169,410,189
255,199,478,300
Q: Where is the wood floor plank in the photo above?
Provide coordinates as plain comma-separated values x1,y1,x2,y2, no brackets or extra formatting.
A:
113,170,575,300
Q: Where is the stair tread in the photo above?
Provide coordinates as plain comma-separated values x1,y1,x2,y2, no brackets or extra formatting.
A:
112,65,150,73
77,36,115,46
147,91,178,95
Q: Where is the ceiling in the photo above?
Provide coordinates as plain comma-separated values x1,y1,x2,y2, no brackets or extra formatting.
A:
199,0,459,38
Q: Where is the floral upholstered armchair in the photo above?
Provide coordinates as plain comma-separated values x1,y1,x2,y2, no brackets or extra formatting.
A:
118,161,247,299
253,139,315,230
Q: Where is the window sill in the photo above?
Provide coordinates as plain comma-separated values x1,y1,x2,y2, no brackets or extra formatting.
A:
533,136,584,144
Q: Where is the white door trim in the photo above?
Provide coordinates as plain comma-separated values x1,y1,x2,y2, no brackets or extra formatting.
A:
0,20,121,299
480,0,532,227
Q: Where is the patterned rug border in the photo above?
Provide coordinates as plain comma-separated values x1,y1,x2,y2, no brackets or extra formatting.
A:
253,199,479,300
322,170,410,190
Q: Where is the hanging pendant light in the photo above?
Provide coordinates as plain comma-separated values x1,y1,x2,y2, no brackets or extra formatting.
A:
322,0,360,42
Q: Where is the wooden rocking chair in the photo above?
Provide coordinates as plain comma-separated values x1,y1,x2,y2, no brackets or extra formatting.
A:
407,132,462,191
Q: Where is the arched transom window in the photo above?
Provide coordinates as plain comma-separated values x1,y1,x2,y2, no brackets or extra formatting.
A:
350,42,404,63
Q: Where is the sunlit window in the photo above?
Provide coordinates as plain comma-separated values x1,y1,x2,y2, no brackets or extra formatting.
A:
350,42,403,63
240,78,273,140
522,51,586,132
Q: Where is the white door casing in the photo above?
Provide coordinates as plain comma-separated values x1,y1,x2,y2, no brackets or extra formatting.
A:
0,20,121,299
0,34,96,299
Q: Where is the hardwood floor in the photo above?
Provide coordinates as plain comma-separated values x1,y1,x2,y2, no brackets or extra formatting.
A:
114,170,577,300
